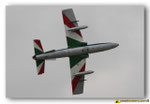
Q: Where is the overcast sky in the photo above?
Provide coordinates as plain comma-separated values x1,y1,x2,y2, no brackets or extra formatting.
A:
6,5,144,98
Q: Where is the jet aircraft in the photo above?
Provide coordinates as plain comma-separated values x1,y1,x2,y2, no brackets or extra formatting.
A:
32,8,119,95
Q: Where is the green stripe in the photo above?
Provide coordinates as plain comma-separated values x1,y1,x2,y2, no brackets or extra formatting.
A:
66,37,87,48
69,54,89,68
34,48,43,55
67,37,89,68
36,60,44,67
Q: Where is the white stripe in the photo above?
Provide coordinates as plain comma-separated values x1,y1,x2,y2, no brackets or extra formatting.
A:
37,61,44,73
64,25,83,42
71,59,86,80
34,42,43,52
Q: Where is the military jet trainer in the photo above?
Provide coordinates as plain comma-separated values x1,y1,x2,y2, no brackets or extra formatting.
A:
32,8,119,95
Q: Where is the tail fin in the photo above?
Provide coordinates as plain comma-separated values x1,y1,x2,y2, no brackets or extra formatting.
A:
33,39,45,75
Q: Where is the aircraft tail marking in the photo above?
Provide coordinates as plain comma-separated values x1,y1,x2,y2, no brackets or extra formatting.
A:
36,60,45,75
34,39,44,55
33,39,45,75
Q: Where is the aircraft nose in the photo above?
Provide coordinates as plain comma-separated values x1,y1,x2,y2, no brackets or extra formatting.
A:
112,43,119,48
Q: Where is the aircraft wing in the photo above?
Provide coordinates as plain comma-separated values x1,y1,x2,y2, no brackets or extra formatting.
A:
69,55,89,94
62,8,88,48
62,9,89,94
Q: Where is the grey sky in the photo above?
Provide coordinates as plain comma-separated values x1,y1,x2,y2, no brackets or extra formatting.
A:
6,5,144,98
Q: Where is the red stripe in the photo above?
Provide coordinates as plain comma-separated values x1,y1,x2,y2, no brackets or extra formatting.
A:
62,13,82,38
76,31,82,38
79,64,86,72
72,64,86,93
72,76,81,93
38,61,45,75
34,40,44,51
62,12,75,28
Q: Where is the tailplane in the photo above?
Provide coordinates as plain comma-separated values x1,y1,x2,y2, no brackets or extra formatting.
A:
33,39,45,75
34,39,44,55
35,60,45,75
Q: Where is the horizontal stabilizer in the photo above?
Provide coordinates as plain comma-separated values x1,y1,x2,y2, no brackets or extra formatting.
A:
35,60,45,75
67,25,88,31
33,39,44,55
33,39,45,75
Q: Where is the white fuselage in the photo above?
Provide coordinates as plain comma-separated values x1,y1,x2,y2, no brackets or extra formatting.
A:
35,42,119,60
